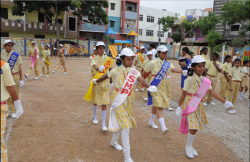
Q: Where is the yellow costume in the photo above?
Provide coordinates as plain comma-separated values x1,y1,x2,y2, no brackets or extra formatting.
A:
135,53,147,90
27,47,39,77
201,54,210,67
53,49,67,72
42,50,51,75
241,66,249,87
219,62,231,99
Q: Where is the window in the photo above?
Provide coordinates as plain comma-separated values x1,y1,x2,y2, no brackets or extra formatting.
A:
1,32,9,37
111,3,115,10
1,8,8,19
146,30,154,36
58,19,63,24
139,29,142,35
139,15,143,21
110,21,115,28
127,6,132,11
68,17,76,31
157,31,164,37
38,12,44,22
231,25,240,31
147,16,154,23
35,34,45,39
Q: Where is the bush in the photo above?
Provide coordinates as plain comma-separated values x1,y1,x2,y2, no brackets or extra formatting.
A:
231,37,245,47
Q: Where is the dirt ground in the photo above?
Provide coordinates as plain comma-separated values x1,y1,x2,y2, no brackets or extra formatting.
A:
6,56,242,162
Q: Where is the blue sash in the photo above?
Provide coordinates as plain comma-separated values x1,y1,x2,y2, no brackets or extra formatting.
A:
148,60,171,106
181,58,191,88
7,52,19,72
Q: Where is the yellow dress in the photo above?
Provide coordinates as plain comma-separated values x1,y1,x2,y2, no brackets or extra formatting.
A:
219,62,231,99
241,66,249,87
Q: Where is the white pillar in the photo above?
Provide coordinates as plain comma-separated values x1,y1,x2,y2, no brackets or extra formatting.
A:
23,2,26,32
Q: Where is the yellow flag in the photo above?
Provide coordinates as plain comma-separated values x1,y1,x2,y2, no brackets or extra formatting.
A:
137,53,145,64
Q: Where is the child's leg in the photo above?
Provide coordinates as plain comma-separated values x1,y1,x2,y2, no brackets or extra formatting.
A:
148,107,157,125
185,129,198,158
111,130,122,150
102,105,106,127
93,104,97,119
241,86,248,98
122,128,132,161
156,107,168,133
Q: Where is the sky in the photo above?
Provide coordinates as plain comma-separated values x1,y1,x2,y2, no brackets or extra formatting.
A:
140,0,214,16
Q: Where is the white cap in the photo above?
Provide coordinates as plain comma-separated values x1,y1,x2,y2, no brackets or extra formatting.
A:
147,51,153,55
120,48,135,57
46,44,50,47
31,41,36,44
3,39,15,45
157,45,168,52
93,48,96,51
96,41,105,47
192,55,205,64
140,46,145,50
59,44,63,47
116,54,121,59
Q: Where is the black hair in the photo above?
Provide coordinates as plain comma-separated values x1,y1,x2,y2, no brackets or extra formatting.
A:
122,43,126,46
187,62,206,76
189,51,194,54
232,58,241,67
182,47,189,53
96,45,105,50
120,55,126,60
243,60,249,66
224,55,231,62
200,47,208,53
212,53,219,58
150,43,156,49
116,58,122,66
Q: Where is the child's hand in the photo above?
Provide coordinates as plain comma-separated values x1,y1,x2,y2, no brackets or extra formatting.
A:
226,78,229,82
229,87,233,91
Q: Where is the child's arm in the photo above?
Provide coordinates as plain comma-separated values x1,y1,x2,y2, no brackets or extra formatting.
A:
229,76,232,91
171,67,183,74
223,71,229,82
93,65,99,71
178,90,187,107
96,73,109,83
19,64,23,81
141,71,147,77
137,76,151,88
209,89,226,103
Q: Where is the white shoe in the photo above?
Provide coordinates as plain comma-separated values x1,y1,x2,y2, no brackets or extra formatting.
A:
11,113,17,119
239,97,245,101
46,75,49,77
24,74,29,79
141,88,144,92
185,146,194,159
231,109,237,114
34,77,38,80
148,123,158,129
93,118,98,124
191,147,198,156
135,89,138,92
124,158,134,162
227,109,234,114
168,107,173,111
111,142,123,151
52,71,56,73
210,102,215,105
64,72,67,74
162,128,169,135
242,96,247,100
203,103,207,106
40,74,44,77
102,126,108,131
144,98,148,101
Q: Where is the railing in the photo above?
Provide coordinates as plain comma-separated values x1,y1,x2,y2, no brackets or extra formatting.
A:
80,24,106,32
120,27,137,33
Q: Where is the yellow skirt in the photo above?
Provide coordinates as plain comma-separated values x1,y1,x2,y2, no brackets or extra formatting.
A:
149,77,169,108
92,79,110,105
219,74,229,100
111,90,137,130
241,76,248,87
183,95,208,130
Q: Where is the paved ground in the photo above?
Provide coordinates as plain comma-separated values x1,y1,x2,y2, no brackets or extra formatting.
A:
5,56,248,162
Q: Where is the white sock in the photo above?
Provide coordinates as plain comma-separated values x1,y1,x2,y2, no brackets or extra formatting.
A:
102,110,106,126
239,92,243,98
149,114,156,124
158,118,167,131
186,133,195,149
93,105,97,119
241,91,246,97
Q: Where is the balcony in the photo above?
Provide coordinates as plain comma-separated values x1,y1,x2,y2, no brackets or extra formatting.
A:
80,24,106,32
121,11,138,20
1,18,23,31
120,28,137,34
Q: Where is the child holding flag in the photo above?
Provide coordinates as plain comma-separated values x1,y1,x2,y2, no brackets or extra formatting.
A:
93,48,157,162
176,55,233,159
25,41,39,80
41,44,51,77
219,55,232,99
142,51,153,101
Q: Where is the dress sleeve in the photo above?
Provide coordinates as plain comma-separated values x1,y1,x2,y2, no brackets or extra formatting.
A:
229,68,233,76
18,55,23,65
144,61,154,73
3,63,15,86
91,58,97,66
108,68,116,78
183,79,191,92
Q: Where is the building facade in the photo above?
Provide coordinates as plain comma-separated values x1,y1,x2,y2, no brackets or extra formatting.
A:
138,6,177,44
185,8,212,21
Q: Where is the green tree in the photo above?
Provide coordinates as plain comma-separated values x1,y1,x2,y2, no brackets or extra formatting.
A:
206,30,222,53
194,12,219,35
12,1,73,53
70,0,109,46
161,16,196,57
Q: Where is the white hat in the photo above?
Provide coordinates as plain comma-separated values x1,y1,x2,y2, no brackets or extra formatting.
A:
116,54,121,59
96,41,105,47
192,55,205,64
147,51,153,55
120,48,135,57
157,45,168,52
3,39,15,46
46,44,50,47
31,41,36,44
93,48,96,51
140,46,145,50
59,44,63,47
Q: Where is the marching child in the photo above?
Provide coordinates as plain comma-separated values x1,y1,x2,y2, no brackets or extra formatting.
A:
204,53,222,105
93,48,157,162
176,55,233,159
134,46,147,92
25,41,39,80
52,44,67,74
1,39,24,119
41,44,51,77
142,51,153,101
141,45,186,134
219,55,232,99
90,48,97,78
239,60,250,100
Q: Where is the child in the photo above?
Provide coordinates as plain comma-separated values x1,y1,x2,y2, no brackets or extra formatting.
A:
90,48,97,78
176,55,233,159
90,42,113,131
52,44,67,74
134,46,147,92
41,44,51,77
179,47,192,90
141,45,185,133
219,55,232,100
239,60,250,100
228,58,243,114
204,53,222,106
142,51,153,101
1,39,24,119
93,48,157,162
25,41,39,80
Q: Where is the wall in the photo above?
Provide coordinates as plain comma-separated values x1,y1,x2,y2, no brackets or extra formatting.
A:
4,30,66,39
108,0,121,17
1,4,23,20
108,16,121,33
25,10,39,22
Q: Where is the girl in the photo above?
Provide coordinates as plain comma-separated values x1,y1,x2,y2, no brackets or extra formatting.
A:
141,45,185,134
179,47,192,90
219,55,232,100
239,60,249,100
176,55,233,159
228,58,243,113
142,51,153,101
94,48,157,162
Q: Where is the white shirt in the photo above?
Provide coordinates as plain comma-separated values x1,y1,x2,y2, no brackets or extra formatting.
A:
151,48,157,60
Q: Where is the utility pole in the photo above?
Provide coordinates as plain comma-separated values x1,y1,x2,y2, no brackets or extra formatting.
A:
158,19,161,45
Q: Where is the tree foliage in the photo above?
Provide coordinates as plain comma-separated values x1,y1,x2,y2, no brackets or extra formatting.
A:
161,16,178,33
231,37,246,47
206,30,222,48
194,12,219,35
171,33,182,43
213,43,228,53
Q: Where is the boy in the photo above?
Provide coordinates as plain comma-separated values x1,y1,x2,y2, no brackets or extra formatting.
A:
25,41,39,80
41,44,51,77
1,39,24,118
52,44,67,74
239,60,250,100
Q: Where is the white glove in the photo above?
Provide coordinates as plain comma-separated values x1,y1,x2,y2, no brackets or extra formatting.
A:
133,66,136,69
93,79,98,85
183,70,187,76
42,59,45,61
110,83,113,90
14,99,23,118
134,80,138,85
176,106,182,117
99,65,105,72
20,80,24,87
167,76,170,79
224,101,234,109
147,86,157,92
37,55,39,59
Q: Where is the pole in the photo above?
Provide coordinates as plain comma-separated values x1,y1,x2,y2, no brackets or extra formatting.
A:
221,45,225,65
158,20,161,45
